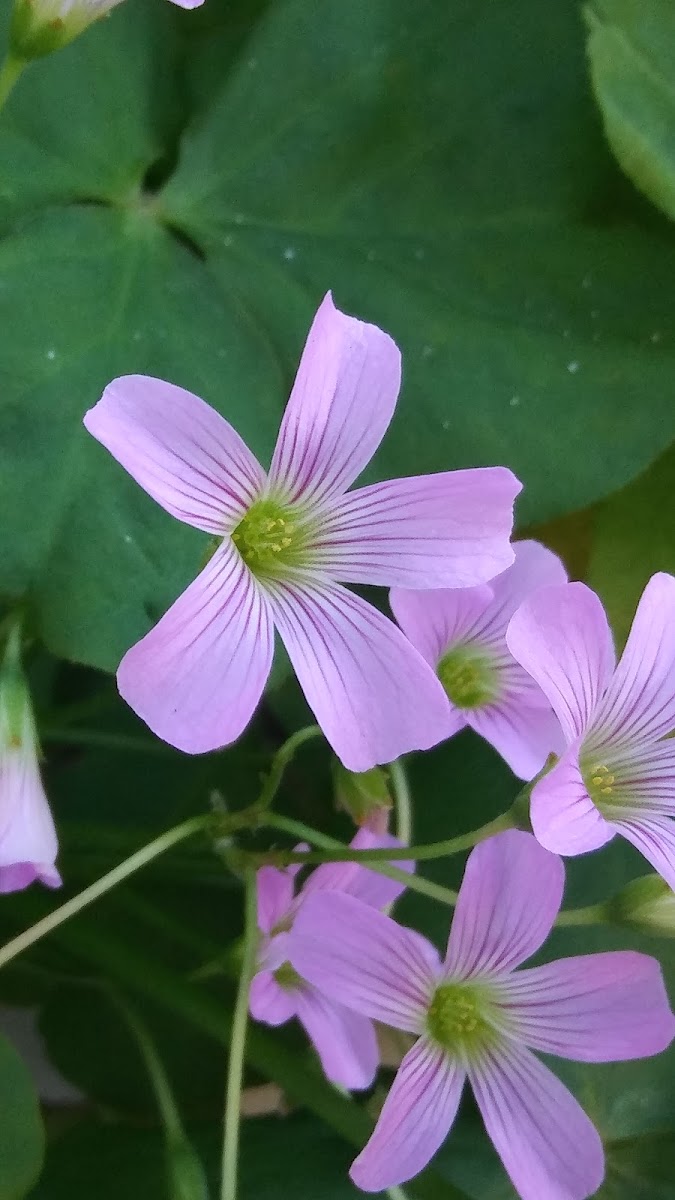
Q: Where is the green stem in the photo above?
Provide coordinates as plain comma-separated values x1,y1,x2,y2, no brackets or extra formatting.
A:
389,759,412,846
221,868,257,1200
248,724,322,818
0,53,25,111
111,990,184,1141
264,813,458,908
555,902,607,927
0,814,209,970
272,809,515,866
111,989,208,1200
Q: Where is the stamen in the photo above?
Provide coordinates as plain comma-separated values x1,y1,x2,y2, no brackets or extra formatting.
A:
426,982,495,1054
231,499,314,580
437,646,499,710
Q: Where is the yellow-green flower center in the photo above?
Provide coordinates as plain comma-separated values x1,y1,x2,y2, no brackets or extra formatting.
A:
426,983,495,1053
581,758,624,814
232,498,312,580
437,647,498,710
274,961,302,991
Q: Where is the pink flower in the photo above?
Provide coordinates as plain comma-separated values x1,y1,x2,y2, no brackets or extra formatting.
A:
250,827,411,1090
390,541,567,779
506,574,675,887
84,294,520,770
291,831,675,1196
0,627,60,894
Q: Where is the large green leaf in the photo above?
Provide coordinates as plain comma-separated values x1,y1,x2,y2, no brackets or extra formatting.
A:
0,205,283,670
0,1,180,226
586,0,675,223
1,0,674,670
161,0,675,526
0,1032,44,1199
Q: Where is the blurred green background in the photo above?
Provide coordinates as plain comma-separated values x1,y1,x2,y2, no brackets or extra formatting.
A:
0,0,674,1196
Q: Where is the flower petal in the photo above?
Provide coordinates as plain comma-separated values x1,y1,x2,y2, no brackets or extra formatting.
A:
350,1038,465,1192
0,751,60,893
117,542,273,753
291,892,439,1032
295,986,379,1090
593,573,675,748
612,815,675,891
256,866,297,935
390,584,495,669
169,0,205,7
249,971,296,1026
84,375,265,534
468,701,565,781
266,580,451,771
301,827,413,910
506,583,615,742
530,748,615,855
268,293,401,505
317,468,520,588
480,540,569,637
497,952,675,1060
444,830,564,977
469,1041,604,1200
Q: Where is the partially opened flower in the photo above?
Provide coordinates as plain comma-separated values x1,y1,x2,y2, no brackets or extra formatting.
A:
506,574,675,887
250,826,412,1090
85,293,520,770
11,0,203,59
0,625,60,893
291,831,674,1196
390,541,566,778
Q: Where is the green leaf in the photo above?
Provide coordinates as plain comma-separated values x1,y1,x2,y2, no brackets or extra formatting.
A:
160,0,675,526
586,0,675,223
0,205,283,671
0,1,180,225
588,442,675,645
0,1031,45,1199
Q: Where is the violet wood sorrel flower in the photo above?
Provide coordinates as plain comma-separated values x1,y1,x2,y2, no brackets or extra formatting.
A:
84,293,520,770
11,0,203,59
291,831,675,1197
0,625,60,893
390,540,567,779
506,574,675,886
250,826,412,1090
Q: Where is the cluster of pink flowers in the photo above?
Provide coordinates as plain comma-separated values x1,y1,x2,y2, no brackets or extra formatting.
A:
2,293,673,1199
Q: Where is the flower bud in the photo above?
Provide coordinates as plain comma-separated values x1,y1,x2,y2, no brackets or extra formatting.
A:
332,760,392,829
607,874,675,938
10,0,123,60
0,621,60,891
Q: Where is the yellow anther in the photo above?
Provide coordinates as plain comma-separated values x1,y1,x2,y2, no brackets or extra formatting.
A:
270,543,282,553
281,538,292,548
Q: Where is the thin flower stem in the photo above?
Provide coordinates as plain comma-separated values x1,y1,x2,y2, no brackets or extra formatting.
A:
389,759,412,846
264,813,458,908
272,809,516,866
249,724,322,817
555,902,607,927
387,1188,410,1200
0,815,210,970
221,868,258,1200
0,53,25,112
